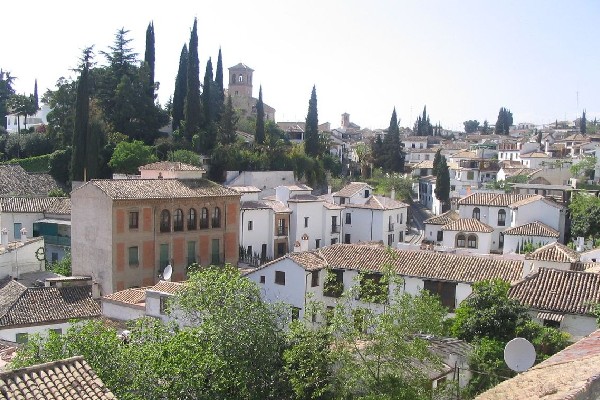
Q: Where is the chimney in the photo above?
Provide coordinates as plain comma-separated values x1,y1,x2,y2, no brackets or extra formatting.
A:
92,282,101,299
544,140,549,154
390,188,396,200
0,228,7,247
20,228,27,243
300,234,309,252
327,185,332,194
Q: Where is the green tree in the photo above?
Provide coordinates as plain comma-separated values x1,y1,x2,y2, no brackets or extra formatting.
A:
570,155,596,182
581,109,587,135
304,85,320,157
255,86,265,145
201,57,218,152
0,69,16,129
414,105,433,136
108,140,157,174
213,48,225,122
144,21,155,100
71,47,93,182
494,107,513,135
33,79,39,110
381,108,405,172
167,149,202,166
432,148,442,175
569,193,600,239
481,119,490,134
218,94,239,145
46,252,72,276
171,44,188,132
463,120,480,133
43,77,77,147
434,155,450,211
184,18,202,141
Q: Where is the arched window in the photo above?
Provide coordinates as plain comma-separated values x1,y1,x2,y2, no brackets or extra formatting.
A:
200,208,209,229
212,207,221,228
467,234,478,248
456,233,466,248
160,210,171,232
188,208,197,230
231,74,236,83
238,75,243,83
472,207,480,220
497,209,506,226
173,209,184,231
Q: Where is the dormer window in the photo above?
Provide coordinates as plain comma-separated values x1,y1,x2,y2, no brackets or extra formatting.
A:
364,189,370,198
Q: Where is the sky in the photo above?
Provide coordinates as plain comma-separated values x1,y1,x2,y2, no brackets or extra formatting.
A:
3,0,599,131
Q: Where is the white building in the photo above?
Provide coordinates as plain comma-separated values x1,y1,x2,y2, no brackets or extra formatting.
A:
5,103,51,133
342,196,408,245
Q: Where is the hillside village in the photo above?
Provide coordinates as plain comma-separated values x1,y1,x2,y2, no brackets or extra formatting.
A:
3,20,600,400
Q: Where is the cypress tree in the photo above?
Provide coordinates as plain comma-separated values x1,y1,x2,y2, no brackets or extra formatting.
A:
581,110,587,134
434,155,450,211
304,85,319,157
213,48,224,121
172,44,188,132
432,148,442,176
219,94,238,144
495,107,513,135
255,86,265,145
202,58,217,151
33,79,39,110
382,108,404,172
144,21,155,99
184,18,202,141
72,47,93,182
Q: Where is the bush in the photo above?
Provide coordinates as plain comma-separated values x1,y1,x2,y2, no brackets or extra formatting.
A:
7,153,52,172
49,147,72,185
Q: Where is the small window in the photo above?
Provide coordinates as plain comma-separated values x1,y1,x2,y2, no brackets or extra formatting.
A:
340,197,346,204
173,209,184,231
344,234,351,244
200,208,209,229
291,307,301,321
316,239,321,248
275,271,286,285
159,296,169,315
212,207,221,228
260,275,265,284
16,333,28,344
238,75,243,82
456,233,466,248
248,221,253,231
331,238,338,245
467,234,478,249
437,231,443,242
187,208,197,230
311,270,319,287
497,209,506,226
160,209,171,232
128,246,139,266
277,242,286,257
364,189,370,198
129,211,139,229
472,207,480,220
304,217,309,228
345,212,352,224
247,246,253,257
387,234,394,246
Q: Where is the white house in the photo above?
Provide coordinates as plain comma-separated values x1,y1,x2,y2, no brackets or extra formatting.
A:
440,218,494,255
342,196,408,246
5,104,51,133
519,151,550,169
502,221,559,255
424,210,459,244
0,236,45,280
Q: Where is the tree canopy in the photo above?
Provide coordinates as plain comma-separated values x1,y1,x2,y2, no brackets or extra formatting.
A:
494,107,513,135
108,140,157,174
304,85,320,157
463,120,480,133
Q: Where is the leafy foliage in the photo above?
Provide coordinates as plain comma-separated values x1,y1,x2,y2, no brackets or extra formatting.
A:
304,86,320,157
46,252,72,276
463,120,480,133
494,107,513,135
109,140,157,174
379,108,405,172
569,192,600,240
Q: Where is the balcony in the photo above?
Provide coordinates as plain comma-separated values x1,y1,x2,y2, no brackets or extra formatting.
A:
388,223,395,232
276,226,288,236
331,224,341,234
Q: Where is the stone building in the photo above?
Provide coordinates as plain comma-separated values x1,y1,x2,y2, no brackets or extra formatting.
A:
227,63,276,121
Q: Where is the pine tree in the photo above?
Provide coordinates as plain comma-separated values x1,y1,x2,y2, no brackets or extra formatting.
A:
304,85,320,157
144,21,155,99
255,86,265,145
581,110,587,135
184,18,202,141
434,155,450,211
382,108,404,172
72,47,93,182
219,94,238,144
172,44,188,132
0,70,16,129
481,120,489,134
495,107,513,135
33,79,39,110
213,48,225,122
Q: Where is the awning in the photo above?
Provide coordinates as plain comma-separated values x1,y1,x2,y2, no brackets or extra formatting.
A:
34,218,71,226
537,311,564,322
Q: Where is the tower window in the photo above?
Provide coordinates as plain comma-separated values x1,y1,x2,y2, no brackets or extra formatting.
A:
232,74,236,83
238,75,243,83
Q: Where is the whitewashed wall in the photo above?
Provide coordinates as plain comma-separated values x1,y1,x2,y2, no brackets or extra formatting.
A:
0,321,76,342
101,301,145,321
503,235,557,255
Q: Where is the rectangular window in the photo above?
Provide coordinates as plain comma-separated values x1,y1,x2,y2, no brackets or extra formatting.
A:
15,333,28,344
260,275,265,284
423,280,457,311
248,220,253,231
331,238,338,245
159,296,168,315
324,269,344,298
187,241,196,265
311,270,319,287
387,234,394,246
467,171,475,180
344,234,351,244
129,211,139,229
211,239,220,265
340,197,346,204
247,245,253,257
275,270,286,285
437,231,443,242
277,219,287,236
315,239,321,249
304,217,309,228
128,246,139,266
345,212,352,224
277,242,286,257
291,307,301,321
14,223,22,240
159,244,169,269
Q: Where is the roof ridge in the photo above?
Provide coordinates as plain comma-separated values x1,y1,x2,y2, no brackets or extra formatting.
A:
0,355,86,376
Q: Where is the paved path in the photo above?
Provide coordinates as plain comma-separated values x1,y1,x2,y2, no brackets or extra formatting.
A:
406,200,434,244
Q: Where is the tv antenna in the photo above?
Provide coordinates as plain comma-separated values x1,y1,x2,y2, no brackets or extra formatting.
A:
161,264,173,281
504,337,536,372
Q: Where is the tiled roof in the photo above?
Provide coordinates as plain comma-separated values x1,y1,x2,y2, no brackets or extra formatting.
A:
263,243,523,283
412,160,434,169
102,288,146,307
80,179,239,200
229,62,254,71
441,218,494,233
525,242,580,263
509,268,600,316
424,210,459,225
149,280,184,295
502,221,560,238
138,161,204,171
0,279,26,319
538,329,600,366
458,192,538,207
240,200,272,210
449,150,478,159
0,197,70,214
228,185,261,193
344,195,408,211
279,184,312,191
333,182,371,198
520,151,549,158
288,194,321,202
0,284,100,328
0,165,62,196
0,356,116,399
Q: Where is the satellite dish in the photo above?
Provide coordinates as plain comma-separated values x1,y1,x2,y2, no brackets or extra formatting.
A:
504,337,536,372
162,265,172,281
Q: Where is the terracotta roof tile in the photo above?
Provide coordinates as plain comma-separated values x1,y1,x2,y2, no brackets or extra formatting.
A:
102,288,146,306
509,268,600,315
441,218,494,233
333,182,371,198
0,356,116,399
0,165,63,197
502,221,560,238
138,161,204,171
79,179,239,200
424,210,459,225
344,195,408,210
0,197,70,214
526,242,580,263
458,192,538,207
148,280,184,295
264,244,523,283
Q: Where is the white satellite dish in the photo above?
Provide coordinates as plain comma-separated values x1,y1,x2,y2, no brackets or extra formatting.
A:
504,337,536,372
162,265,173,281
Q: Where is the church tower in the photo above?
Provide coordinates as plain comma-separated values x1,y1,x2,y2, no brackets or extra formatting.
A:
228,63,254,98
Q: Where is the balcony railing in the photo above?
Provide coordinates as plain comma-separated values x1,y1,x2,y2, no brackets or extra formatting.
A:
331,224,341,234
388,223,395,232
276,226,288,236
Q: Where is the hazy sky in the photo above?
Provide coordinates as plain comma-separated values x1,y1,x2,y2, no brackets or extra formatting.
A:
3,0,599,131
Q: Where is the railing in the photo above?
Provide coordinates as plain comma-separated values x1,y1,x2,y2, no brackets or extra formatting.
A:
331,224,341,233
239,247,272,267
276,227,288,236
42,235,71,246
388,223,395,232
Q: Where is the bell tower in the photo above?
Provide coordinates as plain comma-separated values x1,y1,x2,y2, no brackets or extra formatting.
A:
228,63,254,98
